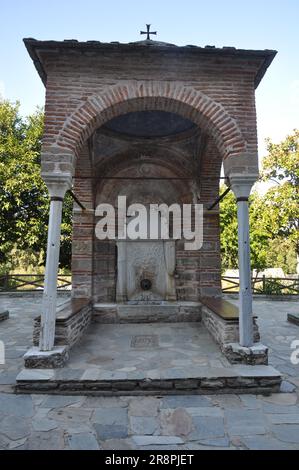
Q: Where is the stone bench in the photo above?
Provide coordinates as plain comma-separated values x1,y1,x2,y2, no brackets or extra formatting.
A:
0,310,9,322
288,312,299,326
200,297,242,347
25,298,93,368
33,299,92,348
199,296,266,365
200,297,239,320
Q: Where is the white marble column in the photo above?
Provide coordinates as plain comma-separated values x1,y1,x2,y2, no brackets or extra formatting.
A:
230,176,256,348
39,178,71,351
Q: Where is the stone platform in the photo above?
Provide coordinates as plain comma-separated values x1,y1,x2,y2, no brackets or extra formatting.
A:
1,295,298,450
16,322,281,395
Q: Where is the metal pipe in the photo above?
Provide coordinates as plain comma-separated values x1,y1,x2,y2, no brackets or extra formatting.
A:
72,176,227,181
207,186,231,211
68,190,86,211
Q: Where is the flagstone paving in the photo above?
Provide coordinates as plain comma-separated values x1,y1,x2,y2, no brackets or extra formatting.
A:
0,294,298,450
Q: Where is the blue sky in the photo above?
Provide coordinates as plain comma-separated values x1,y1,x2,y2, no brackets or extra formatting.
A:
0,0,298,160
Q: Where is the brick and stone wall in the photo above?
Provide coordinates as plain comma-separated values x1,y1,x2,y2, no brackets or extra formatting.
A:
71,128,223,302
71,144,94,299
24,40,271,304
38,46,260,166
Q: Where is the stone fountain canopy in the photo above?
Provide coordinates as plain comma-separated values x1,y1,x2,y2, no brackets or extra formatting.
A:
17,35,282,395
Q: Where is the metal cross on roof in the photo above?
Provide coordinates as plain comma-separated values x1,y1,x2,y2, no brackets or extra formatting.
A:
140,24,157,40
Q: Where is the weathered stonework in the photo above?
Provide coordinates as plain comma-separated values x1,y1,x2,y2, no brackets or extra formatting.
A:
90,138,217,304
0,310,9,322
93,302,202,323
21,36,277,388
24,346,69,369
16,364,281,394
201,304,266,365
202,305,260,343
23,38,276,308
223,343,268,365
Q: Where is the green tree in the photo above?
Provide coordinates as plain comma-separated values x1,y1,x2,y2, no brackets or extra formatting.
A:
0,100,72,272
219,187,238,270
247,191,272,274
219,186,271,273
265,238,297,274
260,130,299,258
220,129,299,275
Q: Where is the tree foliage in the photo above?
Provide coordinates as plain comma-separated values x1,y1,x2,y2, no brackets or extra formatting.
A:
0,100,297,276
220,129,299,274
260,131,299,256
219,188,271,273
219,188,238,270
0,100,72,272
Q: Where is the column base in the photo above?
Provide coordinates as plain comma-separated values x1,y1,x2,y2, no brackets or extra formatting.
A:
223,342,268,365
24,346,69,369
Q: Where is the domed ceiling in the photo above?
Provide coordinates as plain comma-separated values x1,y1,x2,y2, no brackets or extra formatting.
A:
103,111,196,139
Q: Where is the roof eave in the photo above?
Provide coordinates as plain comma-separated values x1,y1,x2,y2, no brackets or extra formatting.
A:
24,38,47,86
254,50,277,88
23,38,277,89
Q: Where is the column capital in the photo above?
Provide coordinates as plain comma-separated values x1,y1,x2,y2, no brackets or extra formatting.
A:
43,174,72,199
228,174,257,200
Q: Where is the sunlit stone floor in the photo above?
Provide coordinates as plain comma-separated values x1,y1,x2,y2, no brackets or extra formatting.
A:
65,322,230,378
0,294,299,449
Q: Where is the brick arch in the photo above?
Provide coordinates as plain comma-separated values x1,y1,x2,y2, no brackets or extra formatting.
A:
54,81,247,161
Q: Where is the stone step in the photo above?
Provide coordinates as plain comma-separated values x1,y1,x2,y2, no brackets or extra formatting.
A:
15,365,281,395
93,302,202,323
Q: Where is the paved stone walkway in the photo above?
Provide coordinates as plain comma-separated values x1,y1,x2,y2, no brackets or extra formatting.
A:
0,294,298,450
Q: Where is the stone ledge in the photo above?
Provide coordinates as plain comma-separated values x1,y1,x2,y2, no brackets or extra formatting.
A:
200,296,239,320
24,346,69,369
224,293,299,302
0,291,70,298
34,298,91,323
93,302,202,324
16,368,55,381
0,310,9,322
200,296,259,321
288,312,299,326
15,364,281,395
